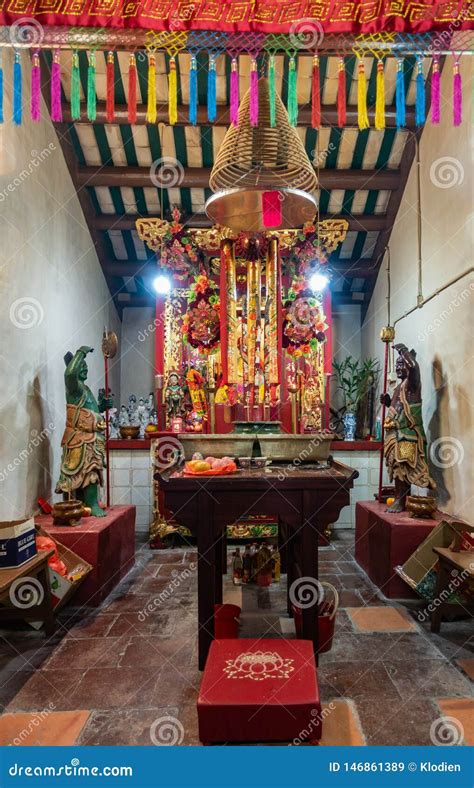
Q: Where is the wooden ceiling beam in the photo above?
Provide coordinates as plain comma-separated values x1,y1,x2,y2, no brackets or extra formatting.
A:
78,166,400,191
105,259,378,279
94,213,388,232
62,102,416,129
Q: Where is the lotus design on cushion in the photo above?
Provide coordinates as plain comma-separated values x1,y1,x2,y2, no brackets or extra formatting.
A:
224,650,294,681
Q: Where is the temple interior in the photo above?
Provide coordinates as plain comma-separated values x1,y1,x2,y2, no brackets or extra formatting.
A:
0,22,472,751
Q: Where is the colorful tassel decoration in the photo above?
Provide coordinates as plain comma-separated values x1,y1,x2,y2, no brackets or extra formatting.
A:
431,56,440,124
189,54,197,125
395,59,406,128
374,59,385,130
168,56,178,125
268,54,276,127
357,59,369,130
106,51,115,123
453,60,462,127
0,52,3,124
146,53,157,124
51,50,62,122
250,56,258,126
337,57,346,127
128,54,137,124
311,54,320,129
31,51,41,122
13,51,22,126
207,55,216,122
87,51,96,122
287,55,298,126
415,58,425,126
230,57,239,126
70,51,81,121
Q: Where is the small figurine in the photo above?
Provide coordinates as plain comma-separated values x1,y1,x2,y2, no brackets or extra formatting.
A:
108,407,120,439
56,346,112,517
165,371,186,425
381,344,436,513
119,404,130,427
136,396,148,438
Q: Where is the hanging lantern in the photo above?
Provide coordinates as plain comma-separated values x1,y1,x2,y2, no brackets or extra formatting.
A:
205,78,317,232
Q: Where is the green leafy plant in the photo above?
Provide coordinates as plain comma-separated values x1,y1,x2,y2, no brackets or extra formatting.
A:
333,356,379,413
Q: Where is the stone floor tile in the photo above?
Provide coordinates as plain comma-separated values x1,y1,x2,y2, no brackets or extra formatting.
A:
0,710,90,746
78,707,180,746
347,606,418,633
436,698,474,746
318,699,366,746
356,696,441,746
385,659,473,698
456,658,474,681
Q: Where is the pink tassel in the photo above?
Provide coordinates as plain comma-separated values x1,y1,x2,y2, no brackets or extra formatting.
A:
51,50,62,122
431,57,440,124
250,57,258,126
453,62,462,126
30,51,41,122
230,57,239,125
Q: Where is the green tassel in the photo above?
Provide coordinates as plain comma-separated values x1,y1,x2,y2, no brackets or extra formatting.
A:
87,51,96,122
269,54,276,127
288,55,298,126
71,51,80,121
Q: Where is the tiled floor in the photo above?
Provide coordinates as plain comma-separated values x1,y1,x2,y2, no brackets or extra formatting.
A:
0,531,472,746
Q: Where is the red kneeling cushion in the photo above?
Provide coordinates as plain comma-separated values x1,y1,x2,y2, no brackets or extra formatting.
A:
197,638,321,743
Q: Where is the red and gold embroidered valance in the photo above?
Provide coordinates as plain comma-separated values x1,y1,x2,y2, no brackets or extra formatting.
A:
0,0,472,33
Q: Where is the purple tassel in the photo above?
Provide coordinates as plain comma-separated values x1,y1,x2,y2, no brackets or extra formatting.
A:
230,57,239,125
453,63,462,126
51,51,62,122
250,58,258,127
30,52,41,122
431,58,440,124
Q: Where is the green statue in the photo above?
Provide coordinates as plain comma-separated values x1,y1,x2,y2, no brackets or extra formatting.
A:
56,346,112,517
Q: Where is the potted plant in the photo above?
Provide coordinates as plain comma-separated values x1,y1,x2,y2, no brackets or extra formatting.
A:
333,357,379,441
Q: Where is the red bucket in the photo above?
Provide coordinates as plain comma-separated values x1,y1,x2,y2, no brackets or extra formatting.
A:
214,603,241,639
292,582,339,654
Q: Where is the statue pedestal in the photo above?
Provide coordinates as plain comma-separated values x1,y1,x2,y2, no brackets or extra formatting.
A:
36,505,136,606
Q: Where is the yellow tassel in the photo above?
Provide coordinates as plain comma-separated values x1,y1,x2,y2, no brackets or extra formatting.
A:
357,60,369,130
146,53,156,124
375,59,385,130
168,56,178,125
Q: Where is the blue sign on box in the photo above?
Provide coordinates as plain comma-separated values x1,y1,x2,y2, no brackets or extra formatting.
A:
0,518,37,568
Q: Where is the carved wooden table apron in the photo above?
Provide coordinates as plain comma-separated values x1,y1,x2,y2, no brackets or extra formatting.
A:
156,462,358,669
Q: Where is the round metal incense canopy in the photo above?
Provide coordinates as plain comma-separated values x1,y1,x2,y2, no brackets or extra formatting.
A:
206,78,318,233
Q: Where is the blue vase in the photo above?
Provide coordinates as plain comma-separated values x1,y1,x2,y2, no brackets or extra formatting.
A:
343,411,357,441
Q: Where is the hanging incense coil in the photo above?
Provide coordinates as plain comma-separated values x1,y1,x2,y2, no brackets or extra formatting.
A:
206,78,317,232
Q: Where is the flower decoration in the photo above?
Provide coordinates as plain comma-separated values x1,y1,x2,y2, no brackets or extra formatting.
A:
234,232,269,262
282,277,328,358
290,221,329,272
182,273,220,354
158,207,201,281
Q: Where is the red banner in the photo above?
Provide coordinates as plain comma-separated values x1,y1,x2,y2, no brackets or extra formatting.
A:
0,0,472,34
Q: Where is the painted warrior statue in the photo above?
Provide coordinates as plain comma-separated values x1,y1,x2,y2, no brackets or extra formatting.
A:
56,346,112,517
381,343,435,513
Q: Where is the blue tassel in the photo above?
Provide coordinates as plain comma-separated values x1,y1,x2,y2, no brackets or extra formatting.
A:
395,59,406,128
13,52,22,125
415,59,425,126
189,55,197,125
207,55,216,122
0,54,3,124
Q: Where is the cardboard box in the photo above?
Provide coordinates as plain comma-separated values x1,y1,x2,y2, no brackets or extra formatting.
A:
34,526,93,613
395,520,467,601
0,519,37,568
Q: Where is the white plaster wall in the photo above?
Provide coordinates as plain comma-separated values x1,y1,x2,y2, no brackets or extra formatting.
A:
0,50,121,521
331,304,363,410
361,57,473,523
119,307,155,405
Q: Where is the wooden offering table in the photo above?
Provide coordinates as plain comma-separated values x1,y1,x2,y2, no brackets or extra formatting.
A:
156,462,358,669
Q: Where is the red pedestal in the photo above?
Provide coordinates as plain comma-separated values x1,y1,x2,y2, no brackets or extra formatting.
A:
36,505,136,607
355,500,440,599
197,638,321,744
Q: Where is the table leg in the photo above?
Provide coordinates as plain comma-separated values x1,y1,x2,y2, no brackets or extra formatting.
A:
301,491,319,658
214,527,223,605
431,558,449,633
197,491,216,670
37,566,55,637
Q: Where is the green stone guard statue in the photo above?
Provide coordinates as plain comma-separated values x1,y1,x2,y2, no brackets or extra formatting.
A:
56,346,112,517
